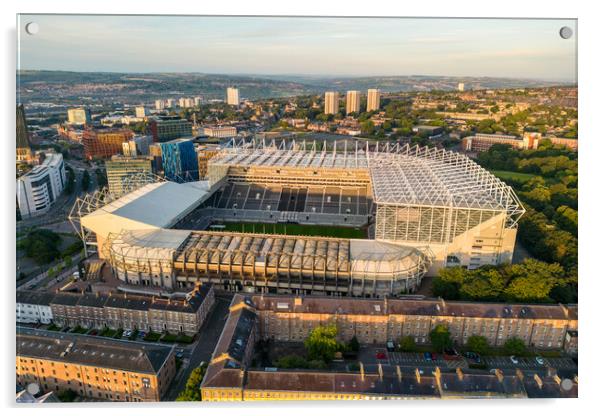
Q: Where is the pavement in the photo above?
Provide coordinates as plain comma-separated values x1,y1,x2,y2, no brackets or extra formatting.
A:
163,296,232,401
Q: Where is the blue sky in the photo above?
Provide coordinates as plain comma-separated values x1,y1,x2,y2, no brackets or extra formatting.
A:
18,15,576,81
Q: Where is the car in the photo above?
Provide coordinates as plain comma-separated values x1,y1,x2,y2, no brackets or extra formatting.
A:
139,331,146,338
535,356,545,365
376,352,387,360
123,330,132,337
176,351,184,359
386,341,395,352
463,351,481,363
431,353,438,361
423,352,433,361
510,356,519,364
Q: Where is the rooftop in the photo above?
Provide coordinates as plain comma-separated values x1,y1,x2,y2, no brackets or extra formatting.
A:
16,327,173,374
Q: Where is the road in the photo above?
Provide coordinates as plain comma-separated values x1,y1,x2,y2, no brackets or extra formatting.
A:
164,296,232,400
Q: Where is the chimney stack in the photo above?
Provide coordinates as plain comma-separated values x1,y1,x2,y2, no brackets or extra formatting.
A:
455,367,463,381
515,368,524,381
494,369,504,383
534,374,543,389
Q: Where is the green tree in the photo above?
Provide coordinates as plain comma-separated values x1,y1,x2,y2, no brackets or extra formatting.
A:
398,336,417,352
348,335,360,352
304,324,340,362
176,365,206,401
466,335,490,355
503,337,527,356
429,324,452,352
81,170,90,191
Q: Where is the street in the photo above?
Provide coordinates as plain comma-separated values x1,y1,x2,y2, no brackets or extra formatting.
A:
163,296,232,400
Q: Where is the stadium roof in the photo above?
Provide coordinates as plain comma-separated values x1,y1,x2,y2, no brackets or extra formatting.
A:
80,181,212,238
210,139,525,221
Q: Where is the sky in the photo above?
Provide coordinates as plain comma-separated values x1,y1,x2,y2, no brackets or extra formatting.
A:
17,15,577,81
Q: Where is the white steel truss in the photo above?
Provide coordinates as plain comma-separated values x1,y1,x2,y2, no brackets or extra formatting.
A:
212,138,525,227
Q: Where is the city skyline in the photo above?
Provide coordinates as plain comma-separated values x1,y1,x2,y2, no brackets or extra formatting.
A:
18,15,576,81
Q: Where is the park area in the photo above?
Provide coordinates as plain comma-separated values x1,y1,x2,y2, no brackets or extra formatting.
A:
211,221,367,239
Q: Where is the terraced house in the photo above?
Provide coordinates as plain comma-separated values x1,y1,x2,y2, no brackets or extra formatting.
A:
42,283,214,335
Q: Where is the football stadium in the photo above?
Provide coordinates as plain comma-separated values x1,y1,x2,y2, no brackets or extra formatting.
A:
70,139,525,297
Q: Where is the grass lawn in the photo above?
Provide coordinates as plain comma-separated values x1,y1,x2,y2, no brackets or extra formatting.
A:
215,222,367,239
160,333,178,343
71,326,88,334
99,328,118,338
144,331,161,342
176,334,194,344
491,170,537,182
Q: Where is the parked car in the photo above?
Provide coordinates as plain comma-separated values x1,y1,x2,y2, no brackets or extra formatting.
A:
386,341,395,352
535,356,545,365
376,352,387,360
444,349,461,360
176,351,184,359
431,353,438,361
139,331,146,338
123,330,132,338
463,351,481,363
510,356,519,364
424,352,433,361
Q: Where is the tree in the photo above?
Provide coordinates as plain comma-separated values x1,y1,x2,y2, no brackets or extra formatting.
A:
398,336,417,352
81,170,90,191
19,229,62,264
348,335,360,353
503,337,527,356
466,335,490,355
429,324,452,352
304,324,340,362
176,365,206,401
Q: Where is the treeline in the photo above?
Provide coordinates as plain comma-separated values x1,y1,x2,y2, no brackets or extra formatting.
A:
432,259,576,304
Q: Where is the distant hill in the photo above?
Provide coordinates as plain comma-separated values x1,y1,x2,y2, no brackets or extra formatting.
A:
17,70,574,104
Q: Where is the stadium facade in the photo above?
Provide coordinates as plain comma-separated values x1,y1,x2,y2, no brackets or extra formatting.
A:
71,139,524,297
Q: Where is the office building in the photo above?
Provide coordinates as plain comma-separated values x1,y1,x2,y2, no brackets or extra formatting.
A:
105,155,155,196
16,327,176,402
16,152,66,218
149,116,193,143
82,128,134,160
16,104,33,163
227,87,240,106
67,108,92,125
345,91,361,115
367,89,381,112
159,138,199,182
135,106,148,118
324,91,339,115
122,135,153,157
202,126,237,138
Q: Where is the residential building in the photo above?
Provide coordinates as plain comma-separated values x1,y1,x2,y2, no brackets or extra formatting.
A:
16,291,55,324
67,108,92,125
82,128,134,160
135,106,148,118
105,155,155,196
324,91,339,115
201,295,575,401
345,90,361,115
159,138,199,182
462,133,540,153
458,83,465,92
16,327,176,402
202,126,237,138
194,96,202,106
155,100,165,111
366,89,380,112
549,137,578,151
178,97,194,108
149,143,163,172
16,105,33,163
227,88,240,106
47,284,214,335
16,152,66,218
149,116,193,143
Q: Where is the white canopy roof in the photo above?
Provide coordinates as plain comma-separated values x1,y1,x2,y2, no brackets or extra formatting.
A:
81,181,211,238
